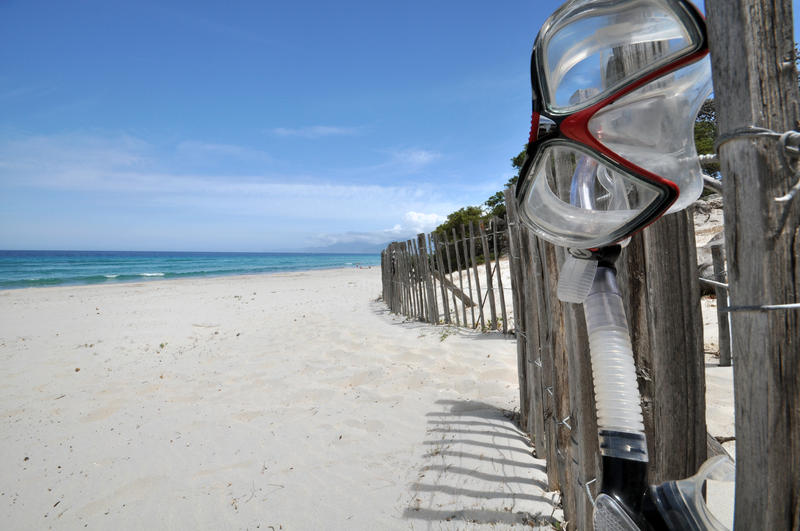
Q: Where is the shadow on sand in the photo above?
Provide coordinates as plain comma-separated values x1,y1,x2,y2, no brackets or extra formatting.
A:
403,399,560,528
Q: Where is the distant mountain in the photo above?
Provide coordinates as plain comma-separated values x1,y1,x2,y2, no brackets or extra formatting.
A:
303,241,391,254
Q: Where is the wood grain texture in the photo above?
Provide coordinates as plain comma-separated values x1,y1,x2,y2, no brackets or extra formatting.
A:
468,222,485,331
452,228,470,327
462,225,477,328
480,221,498,330
505,188,531,432
442,237,460,326
493,219,509,334
615,212,707,486
535,238,559,491
711,244,732,366
525,231,550,463
562,293,599,531
706,1,800,527
427,233,440,322
432,233,451,324
417,234,436,324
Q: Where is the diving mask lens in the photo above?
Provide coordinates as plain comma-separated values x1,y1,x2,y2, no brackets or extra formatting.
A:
517,142,664,249
537,0,705,113
588,55,713,212
516,0,710,248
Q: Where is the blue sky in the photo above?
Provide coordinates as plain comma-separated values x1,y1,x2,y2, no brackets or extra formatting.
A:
0,1,794,251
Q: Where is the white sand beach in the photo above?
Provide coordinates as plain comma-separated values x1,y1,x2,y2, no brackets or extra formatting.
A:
0,268,561,530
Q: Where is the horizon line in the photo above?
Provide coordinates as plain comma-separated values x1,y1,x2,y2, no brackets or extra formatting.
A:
0,248,382,255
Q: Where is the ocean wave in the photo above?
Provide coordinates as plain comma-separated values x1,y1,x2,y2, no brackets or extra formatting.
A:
0,252,382,290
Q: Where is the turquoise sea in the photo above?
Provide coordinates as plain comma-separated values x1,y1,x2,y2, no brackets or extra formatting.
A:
0,251,381,290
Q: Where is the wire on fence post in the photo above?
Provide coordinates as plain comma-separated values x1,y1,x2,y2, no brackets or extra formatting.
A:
583,478,597,507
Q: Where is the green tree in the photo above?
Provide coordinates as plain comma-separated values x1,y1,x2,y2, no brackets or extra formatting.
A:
510,148,526,182
694,98,719,176
484,191,506,218
433,206,485,241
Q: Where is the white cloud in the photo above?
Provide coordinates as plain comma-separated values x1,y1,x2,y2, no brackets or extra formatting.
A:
0,132,475,250
388,148,441,171
270,125,360,138
401,211,445,233
175,140,271,162
308,210,447,250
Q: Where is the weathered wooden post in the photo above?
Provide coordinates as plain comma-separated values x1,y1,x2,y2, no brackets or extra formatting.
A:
560,285,600,531
524,232,549,460
417,234,437,324
710,242,732,367
461,225,477,328
432,233,451,324
492,218,509,333
468,221,485,331
381,248,388,306
505,188,531,431
615,211,707,485
426,233,441,322
452,228,469,326
705,1,800,527
442,237,461,327
401,242,413,318
479,221,498,330
412,237,428,322
599,37,708,486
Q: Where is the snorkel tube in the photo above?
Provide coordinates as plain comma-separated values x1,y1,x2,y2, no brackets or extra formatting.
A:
563,155,650,522
563,160,651,527
562,217,736,531
583,257,736,530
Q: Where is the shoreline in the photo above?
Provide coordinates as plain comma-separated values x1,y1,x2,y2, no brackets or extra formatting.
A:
0,250,381,291
0,263,379,293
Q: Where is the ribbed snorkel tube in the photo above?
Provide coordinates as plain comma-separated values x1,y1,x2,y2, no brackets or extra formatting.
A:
582,250,650,515
584,264,647,457
566,155,650,516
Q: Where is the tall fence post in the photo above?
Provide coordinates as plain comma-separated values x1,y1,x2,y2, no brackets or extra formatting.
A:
710,243,732,367
479,221,498,330
433,233,451,324
615,211,707,485
524,231,549,460
461,225,477,328
706,1,800,527
427,233,440,322
505,189,530,432
442,236,461,327
412,237,428,322
452,228,469,327
598,39,708,487
492,218,509,333
468,221,485,331
381,248,389,307
417,234,436,324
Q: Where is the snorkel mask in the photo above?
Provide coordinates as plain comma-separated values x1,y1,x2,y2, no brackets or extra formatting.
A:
515,0,712,250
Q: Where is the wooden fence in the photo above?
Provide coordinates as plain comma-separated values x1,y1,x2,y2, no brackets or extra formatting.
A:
379,2,798,525
380,218,513,333
504,186,720,529
381,188,730,528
